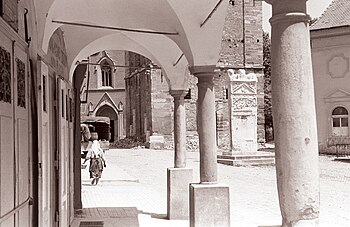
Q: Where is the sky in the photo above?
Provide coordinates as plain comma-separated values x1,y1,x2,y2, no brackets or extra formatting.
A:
262,0,334,32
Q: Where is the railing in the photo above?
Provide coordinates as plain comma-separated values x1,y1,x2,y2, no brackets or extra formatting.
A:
0,197,33,224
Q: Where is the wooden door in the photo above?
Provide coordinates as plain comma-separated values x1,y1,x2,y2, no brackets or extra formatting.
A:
0,32,15,227
67,87,75,224
0,33,31,227
14,44,31,227
57,78,69,227
38,62,53,227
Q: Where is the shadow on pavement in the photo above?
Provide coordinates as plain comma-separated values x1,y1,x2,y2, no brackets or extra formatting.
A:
74,207,140,227
333,157,350,163
140,211,167,220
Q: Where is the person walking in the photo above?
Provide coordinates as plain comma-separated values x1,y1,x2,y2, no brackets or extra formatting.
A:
83,140,106,185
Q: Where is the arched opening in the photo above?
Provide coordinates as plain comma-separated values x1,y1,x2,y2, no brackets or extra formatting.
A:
332,106,349,137
96,105,119,142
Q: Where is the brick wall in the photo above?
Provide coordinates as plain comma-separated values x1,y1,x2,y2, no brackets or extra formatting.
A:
151,69,173,136
124,52,152,139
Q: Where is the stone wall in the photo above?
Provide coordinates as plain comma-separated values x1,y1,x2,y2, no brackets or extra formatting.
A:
151,68,173,136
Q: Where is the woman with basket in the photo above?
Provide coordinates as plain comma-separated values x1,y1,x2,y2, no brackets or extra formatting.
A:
83,140,106,185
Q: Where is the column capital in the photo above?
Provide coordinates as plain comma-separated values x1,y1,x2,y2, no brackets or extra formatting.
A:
189,65,216,77
266,0,309,20
169,89,187,98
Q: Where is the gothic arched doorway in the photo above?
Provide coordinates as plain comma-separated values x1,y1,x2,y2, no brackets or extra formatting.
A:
96,105,118,142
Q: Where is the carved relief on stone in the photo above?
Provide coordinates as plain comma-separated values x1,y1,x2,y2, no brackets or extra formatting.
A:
232,96,257,111
328,55,349,78
231,83,256,95
227,69,257,81
17,58,26,108
0,46,11,103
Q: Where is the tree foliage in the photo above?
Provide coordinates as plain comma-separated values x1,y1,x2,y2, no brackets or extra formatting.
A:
263,32,273,141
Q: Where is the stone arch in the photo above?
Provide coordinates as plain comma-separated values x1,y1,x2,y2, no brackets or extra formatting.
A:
96,105,119,142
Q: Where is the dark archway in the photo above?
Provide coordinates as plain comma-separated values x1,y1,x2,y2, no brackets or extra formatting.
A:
96,105,118,142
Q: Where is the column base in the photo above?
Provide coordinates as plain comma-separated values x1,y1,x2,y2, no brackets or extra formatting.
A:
167,167,193,220
189,183,230,227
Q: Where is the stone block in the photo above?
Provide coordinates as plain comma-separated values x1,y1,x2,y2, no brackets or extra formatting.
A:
167,168,193,219
149,135,164,150
189,183,230,227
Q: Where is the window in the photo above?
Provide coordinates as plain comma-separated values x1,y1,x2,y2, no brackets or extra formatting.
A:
332,106,349,137
101,61,112,87
1,0,18,31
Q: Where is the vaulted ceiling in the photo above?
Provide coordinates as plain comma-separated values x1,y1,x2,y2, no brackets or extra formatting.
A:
35,0,229,89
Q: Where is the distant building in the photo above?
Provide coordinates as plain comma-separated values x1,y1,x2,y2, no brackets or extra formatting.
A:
311,0,350,154
80,51,126,142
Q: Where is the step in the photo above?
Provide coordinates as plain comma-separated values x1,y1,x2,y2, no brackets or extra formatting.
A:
217,158,275,167
217,154,275,160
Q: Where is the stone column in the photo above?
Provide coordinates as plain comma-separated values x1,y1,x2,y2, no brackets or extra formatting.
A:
170,90,187,168
189,66,230,227
167,90,192,220
193,66,218,183
267,0,320,226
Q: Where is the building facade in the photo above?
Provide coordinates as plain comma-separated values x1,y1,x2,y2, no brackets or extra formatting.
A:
80,51,125,142
311,0,350,155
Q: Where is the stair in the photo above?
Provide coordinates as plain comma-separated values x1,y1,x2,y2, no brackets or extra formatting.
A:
217,153,275,167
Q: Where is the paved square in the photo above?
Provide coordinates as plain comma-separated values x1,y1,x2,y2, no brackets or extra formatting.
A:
78,149,350,227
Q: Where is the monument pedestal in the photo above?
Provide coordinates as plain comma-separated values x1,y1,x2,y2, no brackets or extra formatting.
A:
227,69,258,154
189,183,230,227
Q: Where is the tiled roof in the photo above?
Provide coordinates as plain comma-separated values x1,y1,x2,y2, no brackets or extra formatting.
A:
311,0,350,30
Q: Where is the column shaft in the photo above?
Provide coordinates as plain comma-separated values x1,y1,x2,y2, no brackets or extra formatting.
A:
171,91,187,168
269,1,320,226
196,74,217,183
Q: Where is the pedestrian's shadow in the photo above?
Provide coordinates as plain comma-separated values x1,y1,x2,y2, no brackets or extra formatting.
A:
75,207,140,227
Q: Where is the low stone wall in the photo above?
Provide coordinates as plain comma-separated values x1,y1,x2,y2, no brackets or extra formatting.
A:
160,132,199,152
319,137,350,155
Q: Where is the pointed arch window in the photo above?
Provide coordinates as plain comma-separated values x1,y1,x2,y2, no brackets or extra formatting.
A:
332,106,349,137
101,60,112,87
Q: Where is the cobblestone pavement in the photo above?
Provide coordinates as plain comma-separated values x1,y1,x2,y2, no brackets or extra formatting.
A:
77,149,350,227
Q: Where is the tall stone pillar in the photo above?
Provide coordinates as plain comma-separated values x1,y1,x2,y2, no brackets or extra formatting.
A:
267,0,320,226
167,90,192,219
189,66,230,227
